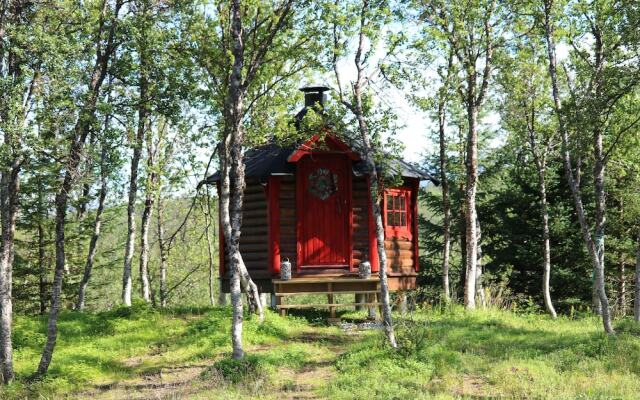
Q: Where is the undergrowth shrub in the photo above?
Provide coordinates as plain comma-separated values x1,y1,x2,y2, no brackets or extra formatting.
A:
12,329,46,350
212,355,265,384
108,299,158,319
615,318,640,336
394,317,430,359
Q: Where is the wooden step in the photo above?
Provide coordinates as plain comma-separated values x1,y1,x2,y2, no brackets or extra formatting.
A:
276,303,381,309
275,290,379,297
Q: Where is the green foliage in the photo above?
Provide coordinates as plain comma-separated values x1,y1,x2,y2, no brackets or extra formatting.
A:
2,307,323,398
325,307,640,399
213,355,264,384
4,307,640,398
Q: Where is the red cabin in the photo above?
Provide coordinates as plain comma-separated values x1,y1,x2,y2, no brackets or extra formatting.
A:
207,87,435,312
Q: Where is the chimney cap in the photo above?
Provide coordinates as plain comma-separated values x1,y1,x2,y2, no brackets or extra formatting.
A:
300,86,331,93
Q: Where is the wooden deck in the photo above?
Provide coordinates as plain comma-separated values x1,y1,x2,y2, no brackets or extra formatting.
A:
272,277,381,320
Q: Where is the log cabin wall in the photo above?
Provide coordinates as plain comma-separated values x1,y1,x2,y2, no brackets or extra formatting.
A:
352,176,370,269
237,178,269,277
384,179,419,274
278,176,297,269
384,237,415,273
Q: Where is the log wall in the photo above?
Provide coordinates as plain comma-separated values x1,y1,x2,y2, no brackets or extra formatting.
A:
224,179,269,276
278,176,297,268
384,236,415,274
352,177,370,269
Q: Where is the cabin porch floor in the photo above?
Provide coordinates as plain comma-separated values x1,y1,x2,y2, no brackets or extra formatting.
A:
272,276,381,322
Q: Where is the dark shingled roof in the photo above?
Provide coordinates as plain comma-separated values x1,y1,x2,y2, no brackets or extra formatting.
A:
204,144,437,185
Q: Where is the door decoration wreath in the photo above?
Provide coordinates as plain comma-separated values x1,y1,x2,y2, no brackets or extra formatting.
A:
308,168,338,200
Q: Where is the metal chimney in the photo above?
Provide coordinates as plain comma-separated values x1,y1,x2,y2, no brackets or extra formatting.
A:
300,86,330,109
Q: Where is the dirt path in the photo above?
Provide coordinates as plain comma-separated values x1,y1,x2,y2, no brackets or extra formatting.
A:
82,328,360,400
272,332,351,400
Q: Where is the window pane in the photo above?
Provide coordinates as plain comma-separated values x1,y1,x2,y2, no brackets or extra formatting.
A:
387,212,394,225
399,195,405,210
395,195,401,210
400,212,406,226
386,195,393,209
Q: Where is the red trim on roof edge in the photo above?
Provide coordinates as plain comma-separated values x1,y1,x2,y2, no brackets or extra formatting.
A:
287,133,360,163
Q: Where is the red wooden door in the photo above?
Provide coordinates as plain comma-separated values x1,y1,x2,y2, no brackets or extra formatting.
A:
298,154,351,268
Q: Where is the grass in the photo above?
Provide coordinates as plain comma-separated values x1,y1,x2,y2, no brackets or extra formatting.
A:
326,306,640,399
3,303,640,399
4,301,341,399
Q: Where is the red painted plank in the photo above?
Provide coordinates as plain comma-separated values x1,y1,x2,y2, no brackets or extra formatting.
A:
297,154,351,268
367,176,380,273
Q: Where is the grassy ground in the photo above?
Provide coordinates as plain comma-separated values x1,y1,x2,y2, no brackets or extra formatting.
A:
3,303,640,399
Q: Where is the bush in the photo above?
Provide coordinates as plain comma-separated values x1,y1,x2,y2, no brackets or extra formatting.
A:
108,299,158,320
212,355,264,384
394,318,430,359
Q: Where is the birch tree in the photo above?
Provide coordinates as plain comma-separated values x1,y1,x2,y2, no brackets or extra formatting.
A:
0,0,36,384
35,0,123,378
436,53,455,302
329,0,400,347
122,0,153,306
76,109,115,310
500,44,558,318
421,0,502,309
411,45,456,302
138,122,161,303
542,0,640,333
184,0,317,358
215,0,309,359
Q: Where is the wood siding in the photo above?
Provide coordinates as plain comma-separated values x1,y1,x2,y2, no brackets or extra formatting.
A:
352,177,369,269
222,175,417,277
225,179,269,275
279,176,297,268
384,237,415,274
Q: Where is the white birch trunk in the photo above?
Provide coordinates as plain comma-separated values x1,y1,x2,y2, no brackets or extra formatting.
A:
76,144,108,311
543,1,613,333
36,0,123,378
332,0,397,348
138,136,156,303
463,105,479,309
220,0,270,359
475,221,486,308
539,175,557,319
139,193,153,303
438,62,452,302
0,156,18,384
526,115,558,318
156,193,168,308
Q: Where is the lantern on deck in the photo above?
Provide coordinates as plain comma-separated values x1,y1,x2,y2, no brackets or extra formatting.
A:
280,258,292,280
359,260,371,279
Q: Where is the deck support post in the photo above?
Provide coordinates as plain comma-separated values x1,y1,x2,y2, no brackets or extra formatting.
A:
217,278,228,306
328,282,336,319
260,293,269,309
367,293,377,320
278,296,286,317
355,294,366,311
398,291,408,315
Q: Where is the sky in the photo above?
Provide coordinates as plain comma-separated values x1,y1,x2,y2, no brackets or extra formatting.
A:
314,40,572,166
